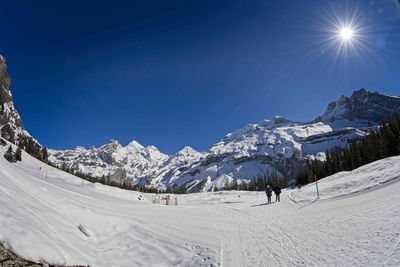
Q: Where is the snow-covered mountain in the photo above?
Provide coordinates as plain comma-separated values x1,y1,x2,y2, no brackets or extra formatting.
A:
2,55,399,191
49,140,207,188
316,88,400,123
49,88,400,191
49,139,169,183
0,55,47,160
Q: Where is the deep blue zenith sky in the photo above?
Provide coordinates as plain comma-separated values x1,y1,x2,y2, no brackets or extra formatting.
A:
1,0,400,154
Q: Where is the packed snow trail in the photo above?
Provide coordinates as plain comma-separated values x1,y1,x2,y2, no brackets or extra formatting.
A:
0,143,399,266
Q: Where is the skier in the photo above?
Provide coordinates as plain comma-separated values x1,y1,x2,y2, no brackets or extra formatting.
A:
274,184,281,202
265,185,273,204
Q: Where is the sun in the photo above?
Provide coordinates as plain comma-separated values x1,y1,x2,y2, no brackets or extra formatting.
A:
339,27,353,41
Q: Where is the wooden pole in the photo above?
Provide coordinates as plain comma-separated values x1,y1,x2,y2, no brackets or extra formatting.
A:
314,174,320,199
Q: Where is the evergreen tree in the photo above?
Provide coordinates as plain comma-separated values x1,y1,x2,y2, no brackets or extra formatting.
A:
15,147,22,161
4,145,16,163
230,179,238,190
247,178,257,191
298,116,400,187
223,179,230,190
257,176,265,191
41,147,49,161
0,138,6,146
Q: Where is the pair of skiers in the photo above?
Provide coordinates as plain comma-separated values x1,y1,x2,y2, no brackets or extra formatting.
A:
265,184,281,204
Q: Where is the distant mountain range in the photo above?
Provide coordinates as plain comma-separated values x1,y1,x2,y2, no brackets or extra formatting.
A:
48,89,400,192
1,54,400,191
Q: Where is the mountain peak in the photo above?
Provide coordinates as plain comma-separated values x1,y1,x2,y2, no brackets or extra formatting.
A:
259,116,292,128
74,146,87,152
176,146,199,156
272,116,292,124
110,139,121,146
127,140,144,150
100,139,122,151
316,89,400,123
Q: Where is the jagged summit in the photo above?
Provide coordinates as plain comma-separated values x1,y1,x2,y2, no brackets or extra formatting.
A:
316,88,400,123
176,146,200,156
99,139,122,151
127,140,145,150
260,116,294,127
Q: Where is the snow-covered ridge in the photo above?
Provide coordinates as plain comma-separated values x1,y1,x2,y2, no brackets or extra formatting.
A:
49,140,207,188
48,89,400,191
49,139,169,183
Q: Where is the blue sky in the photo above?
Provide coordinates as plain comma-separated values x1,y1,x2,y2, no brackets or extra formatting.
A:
1,0,400,154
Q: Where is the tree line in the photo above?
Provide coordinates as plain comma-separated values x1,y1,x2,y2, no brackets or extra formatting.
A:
296,115,400,186
223,171,290,191
46,160,182,193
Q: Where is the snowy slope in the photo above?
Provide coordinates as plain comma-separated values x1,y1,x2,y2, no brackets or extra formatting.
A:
289,156,400,203
0,142,218,266
1,139,400,266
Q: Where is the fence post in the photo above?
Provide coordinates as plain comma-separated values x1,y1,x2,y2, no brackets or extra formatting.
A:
314,174,320,199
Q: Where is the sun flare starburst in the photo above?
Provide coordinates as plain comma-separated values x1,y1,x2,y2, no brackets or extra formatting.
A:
339,27,353,41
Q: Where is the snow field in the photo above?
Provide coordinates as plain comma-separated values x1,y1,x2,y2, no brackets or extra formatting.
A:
1,142,400,266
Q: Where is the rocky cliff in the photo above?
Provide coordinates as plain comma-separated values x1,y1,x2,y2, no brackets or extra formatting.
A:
0,55,47,161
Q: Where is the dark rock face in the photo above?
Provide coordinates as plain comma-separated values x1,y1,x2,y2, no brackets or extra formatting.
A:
0,243,41,267
316,88,400,123
0,55,22,142
0,55,47,161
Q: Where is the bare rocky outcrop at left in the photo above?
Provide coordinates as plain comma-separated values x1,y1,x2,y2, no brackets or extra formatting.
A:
0,55,47,161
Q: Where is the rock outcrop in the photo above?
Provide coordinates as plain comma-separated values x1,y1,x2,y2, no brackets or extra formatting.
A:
316,88,400,123
0,55,47,161
0,243,41,267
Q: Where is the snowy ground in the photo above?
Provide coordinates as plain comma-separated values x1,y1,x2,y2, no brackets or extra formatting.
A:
0,143,399,266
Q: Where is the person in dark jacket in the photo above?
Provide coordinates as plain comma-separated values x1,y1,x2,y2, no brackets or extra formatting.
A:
265,185,273,204
274,185,282,202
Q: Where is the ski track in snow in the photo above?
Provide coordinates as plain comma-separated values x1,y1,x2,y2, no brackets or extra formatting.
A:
0,143,400,266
